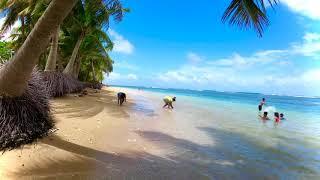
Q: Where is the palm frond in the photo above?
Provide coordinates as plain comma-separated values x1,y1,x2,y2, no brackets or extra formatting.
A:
222,0,278,37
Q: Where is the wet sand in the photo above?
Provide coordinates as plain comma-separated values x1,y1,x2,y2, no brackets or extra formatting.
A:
0,87,210,179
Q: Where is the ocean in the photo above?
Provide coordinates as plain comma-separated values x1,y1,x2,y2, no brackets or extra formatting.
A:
115,85,320,179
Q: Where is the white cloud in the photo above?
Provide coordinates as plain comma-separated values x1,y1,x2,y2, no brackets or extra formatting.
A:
127,73,138,80
113,60,139,70
107,72,138,81
291,32,320,58
301,69,320,82
208,49,288,69
108,72,121,80
210,32,320,66
157,32,320,96
108,29,134,54
280,0,320,20
303,32,320,42
187,52,203,64
158,62,320,95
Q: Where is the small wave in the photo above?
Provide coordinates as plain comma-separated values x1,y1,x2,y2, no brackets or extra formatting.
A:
264,106,277,113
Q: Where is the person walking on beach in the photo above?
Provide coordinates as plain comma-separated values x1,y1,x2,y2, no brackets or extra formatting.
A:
258,98,266,112
117,92,126,106
163,96,176,109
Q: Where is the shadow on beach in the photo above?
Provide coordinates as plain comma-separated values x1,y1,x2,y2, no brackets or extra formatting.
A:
52,89,131,120
135,128,319,180
9,88,319,179
13,135,207,179
11,127,320,179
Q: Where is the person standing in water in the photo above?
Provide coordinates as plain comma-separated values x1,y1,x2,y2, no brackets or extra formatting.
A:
163,96,176,109
258,98,266,112
274,112,280,123
259,111,270,121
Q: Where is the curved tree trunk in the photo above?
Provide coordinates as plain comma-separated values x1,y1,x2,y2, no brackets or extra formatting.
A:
73,56,81,78
91,60,96,82
44,25,60,71
0,0,77,97
63,33,84,75
21,16,25,37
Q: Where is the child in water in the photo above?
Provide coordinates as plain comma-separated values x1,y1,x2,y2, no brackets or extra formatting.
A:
280,113,285,120
274,112,280,123
258,98,266,112
259,111,270,120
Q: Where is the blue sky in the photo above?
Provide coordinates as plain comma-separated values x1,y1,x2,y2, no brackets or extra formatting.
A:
2,1,319,96
105,0,320,96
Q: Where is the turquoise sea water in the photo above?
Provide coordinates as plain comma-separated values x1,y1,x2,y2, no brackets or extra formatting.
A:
116,85,320,179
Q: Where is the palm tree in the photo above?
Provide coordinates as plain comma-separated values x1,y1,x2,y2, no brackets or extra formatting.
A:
78,42,114,82
44,25,59,71
0,0,29,35
0,41,12,63
0,0,77,151
222,0,278,37
63,0,125,76
0,0,77,96
0,0,50,46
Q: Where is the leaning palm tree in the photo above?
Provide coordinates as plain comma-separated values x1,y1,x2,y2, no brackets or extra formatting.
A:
222,0,278,37
0,0,77,151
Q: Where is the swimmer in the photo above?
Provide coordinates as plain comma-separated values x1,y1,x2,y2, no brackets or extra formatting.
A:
259,111,270,120
258,98,266,112
280,113,285,120
274,112,280,123
117,92,126,106
163,96,176,109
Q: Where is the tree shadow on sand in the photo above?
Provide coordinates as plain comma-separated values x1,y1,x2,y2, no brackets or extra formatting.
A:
12,127,320,179
136,128,320,180
12,135,207,179
51,90,130,120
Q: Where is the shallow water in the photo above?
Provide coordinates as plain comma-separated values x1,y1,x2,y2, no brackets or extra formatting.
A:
119,86,320,179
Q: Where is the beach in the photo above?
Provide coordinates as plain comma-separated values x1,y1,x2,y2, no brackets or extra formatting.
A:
0,87,209,179
0,86,319,179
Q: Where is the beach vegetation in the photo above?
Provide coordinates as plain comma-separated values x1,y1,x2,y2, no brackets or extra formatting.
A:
0,0,78,151
0,41,12,63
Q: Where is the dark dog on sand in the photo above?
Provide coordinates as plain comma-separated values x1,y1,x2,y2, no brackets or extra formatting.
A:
117,92,126,106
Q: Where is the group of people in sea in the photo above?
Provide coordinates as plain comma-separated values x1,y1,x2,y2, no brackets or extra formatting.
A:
258,98,285,123
118,92,285,123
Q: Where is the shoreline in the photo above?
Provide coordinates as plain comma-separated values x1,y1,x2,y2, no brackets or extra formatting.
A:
0,86,319,179
0,87,210,179
0,87,147,178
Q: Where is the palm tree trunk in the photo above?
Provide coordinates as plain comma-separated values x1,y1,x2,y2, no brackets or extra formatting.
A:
0,0,77,97
21,16,25,37
44,25,60,71
56,47,64,72
91,60,96,82
73,57,81,78
63,32,84,75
